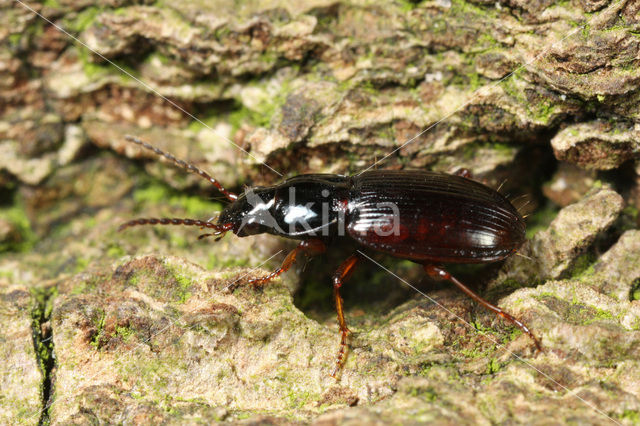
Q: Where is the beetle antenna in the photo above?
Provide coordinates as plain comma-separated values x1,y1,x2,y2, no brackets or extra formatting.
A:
118,218,233,235
124,135,238,202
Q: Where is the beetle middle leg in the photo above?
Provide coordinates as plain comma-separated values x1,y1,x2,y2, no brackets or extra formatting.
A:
247,239,326,287
423,264,542,351
330,253,361,379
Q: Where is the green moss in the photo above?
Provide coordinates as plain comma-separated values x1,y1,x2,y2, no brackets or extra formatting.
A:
486,358,500,374
8,33,22,47
620,410,640,423
177,194,221,217
582,307,616,325
62,6,103,33
169,234,189,248
143,51,171,65
77,47,111,78
123,264,192,304
73,257,90,273
186,110,223,133
70,281,87,296
451,0,498,20
630,279,640,301
77,42,140,83
568,253,596,279
360,79,380,96
490,142,515,154
107,244,126,258
174,274,193,304
407,385,438,402
468,71,484,91
162,263,194,304
133,181,222,217
30,285,57,424
500,73,527,104
228,78,292,131
121,355,174,390
115,325,135,341
286,389,315,409
90,309,107,350
622,205,639,221
258,50,278,65
534,99,557,123
128,273,140,287
206,254,250,270
229,103,271,130
526,203,559,239
0,197,36,253
133,182,171,204
31,287,58,331
397,0,419,13
113,7,133,16
460,346,485,359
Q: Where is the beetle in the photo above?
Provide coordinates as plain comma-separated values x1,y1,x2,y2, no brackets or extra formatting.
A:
119,135,541,377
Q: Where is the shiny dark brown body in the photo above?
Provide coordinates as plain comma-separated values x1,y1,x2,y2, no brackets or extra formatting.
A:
347,170,526,264
119,136,540,378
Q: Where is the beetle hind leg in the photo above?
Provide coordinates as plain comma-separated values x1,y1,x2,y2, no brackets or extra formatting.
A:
423,264,542,352
330,254,361,379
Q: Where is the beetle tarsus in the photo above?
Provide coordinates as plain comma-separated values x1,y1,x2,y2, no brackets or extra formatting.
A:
330,254,361,379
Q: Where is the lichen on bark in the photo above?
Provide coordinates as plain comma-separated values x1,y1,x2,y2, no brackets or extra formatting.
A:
2,0,640,423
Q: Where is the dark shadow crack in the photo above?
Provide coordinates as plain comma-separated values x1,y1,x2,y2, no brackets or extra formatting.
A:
31,286,57,426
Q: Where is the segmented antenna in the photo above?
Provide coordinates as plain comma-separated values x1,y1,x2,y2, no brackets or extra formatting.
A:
124,135,238,202
118,218,233,234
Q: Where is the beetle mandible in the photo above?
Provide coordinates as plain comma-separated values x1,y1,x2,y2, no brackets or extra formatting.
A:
119,135,541,377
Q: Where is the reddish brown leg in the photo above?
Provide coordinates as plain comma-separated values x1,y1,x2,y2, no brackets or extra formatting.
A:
247,239,326,287
330,253,361,379
424,264,542,351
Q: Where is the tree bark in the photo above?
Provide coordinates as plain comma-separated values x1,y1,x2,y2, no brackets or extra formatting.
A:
2,0,640,424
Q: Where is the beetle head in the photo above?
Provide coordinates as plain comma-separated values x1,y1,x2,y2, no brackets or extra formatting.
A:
218,187,280,237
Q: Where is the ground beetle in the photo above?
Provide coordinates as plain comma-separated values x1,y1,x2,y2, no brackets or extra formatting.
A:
119,135,541,377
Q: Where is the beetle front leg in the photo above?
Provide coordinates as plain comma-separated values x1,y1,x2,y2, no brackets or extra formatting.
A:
247,239,326,287
330,253,361,379
423,264,542,352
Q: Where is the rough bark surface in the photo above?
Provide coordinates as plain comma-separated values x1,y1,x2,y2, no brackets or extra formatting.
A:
1,0,640,424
